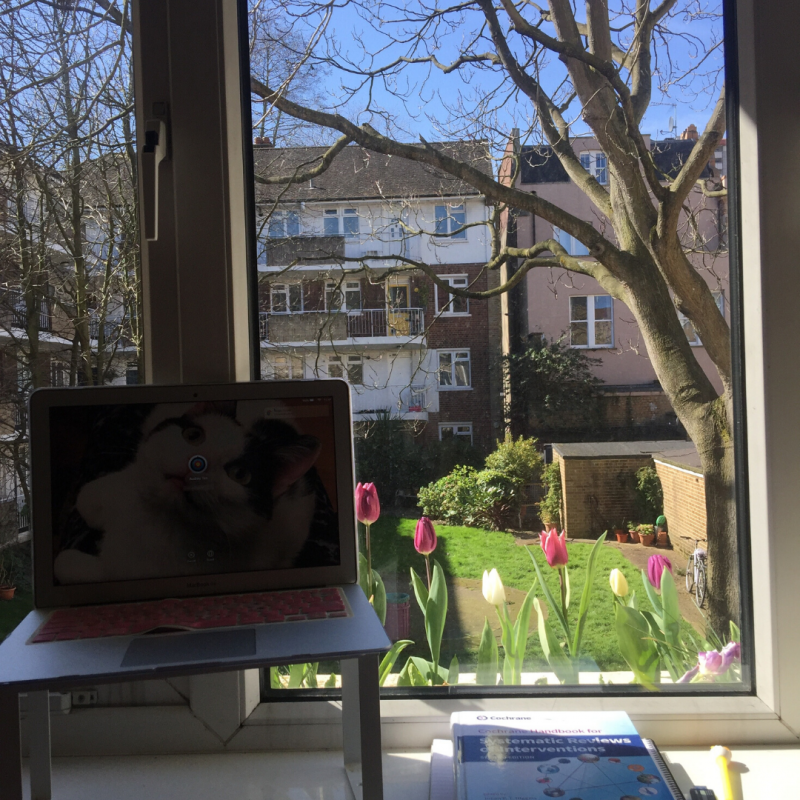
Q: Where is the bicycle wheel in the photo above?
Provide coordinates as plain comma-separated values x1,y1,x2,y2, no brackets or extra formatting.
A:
695,561,706,608
686,553,694,592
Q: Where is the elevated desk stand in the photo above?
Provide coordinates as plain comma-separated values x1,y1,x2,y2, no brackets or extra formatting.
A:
0,584,390,800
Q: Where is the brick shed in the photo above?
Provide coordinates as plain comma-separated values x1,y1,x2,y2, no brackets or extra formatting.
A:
653,445,706,563
553,440,694,539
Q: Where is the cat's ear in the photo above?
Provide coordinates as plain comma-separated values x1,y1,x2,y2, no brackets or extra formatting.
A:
273,436,321,497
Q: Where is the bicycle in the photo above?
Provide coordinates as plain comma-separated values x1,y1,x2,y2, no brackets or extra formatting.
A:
682,535,708,608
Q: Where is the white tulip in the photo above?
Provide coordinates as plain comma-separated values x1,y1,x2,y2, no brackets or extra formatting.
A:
482,568,506,606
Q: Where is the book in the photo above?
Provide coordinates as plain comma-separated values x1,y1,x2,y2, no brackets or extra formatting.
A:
446,711,684,800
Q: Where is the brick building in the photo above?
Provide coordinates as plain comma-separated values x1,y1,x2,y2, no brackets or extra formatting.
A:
253,141,503,450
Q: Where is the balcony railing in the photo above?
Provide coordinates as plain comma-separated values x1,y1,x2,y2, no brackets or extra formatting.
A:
400,385,428,413
259,312,269,341
0,290,51,332
347,307,424,338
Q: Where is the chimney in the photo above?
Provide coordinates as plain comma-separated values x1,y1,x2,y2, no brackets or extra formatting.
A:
254,137,264,145
680,124,699,141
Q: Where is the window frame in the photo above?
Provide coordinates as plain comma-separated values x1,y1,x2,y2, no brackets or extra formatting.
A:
435,274,470,315
579,150,608,184
569,294,614,349
325,279,361,312
438,422,473,444
437,349,471,390
107,0,800,752
269,282,303,315
553,226,590,257
434,202,468,240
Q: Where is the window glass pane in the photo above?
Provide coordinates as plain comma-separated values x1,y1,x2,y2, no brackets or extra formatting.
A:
594,295,613,320
271,285,288,313
343,213,359,238
454,358,470,387
594,320,612,346
450,204,466,239
570,321,589,346
438,351,452,385
286,211,300,237
324,214,339,235
580,153,591,170
434,205,447,235
570,296,588,321
289,284,303,312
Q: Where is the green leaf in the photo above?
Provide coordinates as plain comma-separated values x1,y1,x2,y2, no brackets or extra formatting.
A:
535,598,576,684
269,667,282,690
447,654,460,686
371,569,387,625
358,552,371,599
502,654,514,686
408,655,448,685
425,559,448,671
659,568,681,652
641,610,679,682
409,567,429,615
730,620,741,643
512,582,537,681
526,546,571,650
570,531,607,657
287,662,306,689
476,618,499,686
324,672,337,688
614,604,660,689
564,564,571,609
641,567,664,618
378,639,414,686
404,659,428,687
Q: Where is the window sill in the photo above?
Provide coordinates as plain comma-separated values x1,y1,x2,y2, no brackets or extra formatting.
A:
437,386,472,392
435,313,471,318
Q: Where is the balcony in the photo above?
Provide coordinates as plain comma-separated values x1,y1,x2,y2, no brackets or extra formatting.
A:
347,308,424,338
0,290,51,332
351,384,431,420
262,235,345,268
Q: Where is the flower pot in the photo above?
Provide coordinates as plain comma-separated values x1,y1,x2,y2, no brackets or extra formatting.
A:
0,586,16,601
657,530,670,547
615,531,628,543
629,529,640,543
640,533,655,547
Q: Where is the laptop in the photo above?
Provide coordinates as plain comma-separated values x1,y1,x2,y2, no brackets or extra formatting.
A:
24,379,368,668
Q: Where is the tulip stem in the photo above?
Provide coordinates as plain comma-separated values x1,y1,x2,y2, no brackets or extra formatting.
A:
558,568,568,629
365,522,373,597
425,554,431,592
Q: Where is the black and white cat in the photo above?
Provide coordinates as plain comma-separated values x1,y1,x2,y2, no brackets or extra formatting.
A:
53,403,338,584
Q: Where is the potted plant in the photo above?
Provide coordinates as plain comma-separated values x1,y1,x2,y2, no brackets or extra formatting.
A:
655,514,670,547
613,522,628,543
0,554,16,601
638,523,655,546
627,521,640,544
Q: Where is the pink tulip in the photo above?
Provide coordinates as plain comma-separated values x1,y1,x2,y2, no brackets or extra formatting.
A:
698,650,725,676
355,482,380,525
414,517,437,555
540,528,569,568
646,554,673,590
720,640,741,670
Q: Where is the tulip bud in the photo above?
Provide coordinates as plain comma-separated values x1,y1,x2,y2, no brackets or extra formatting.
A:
414,517,437,555
355,482,380,525
609,568,629,597
482,568,506,606
646,554,673,590
540,528,569,568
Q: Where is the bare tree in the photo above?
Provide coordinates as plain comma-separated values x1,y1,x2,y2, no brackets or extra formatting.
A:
250,1,737,627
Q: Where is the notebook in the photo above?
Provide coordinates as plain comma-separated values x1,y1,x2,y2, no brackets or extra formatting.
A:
26,379,360,665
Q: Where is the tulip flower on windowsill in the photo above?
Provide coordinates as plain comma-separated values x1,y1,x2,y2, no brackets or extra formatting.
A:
414,516,437,589
355,482,386,625
677,635,742,684
526,531,607,685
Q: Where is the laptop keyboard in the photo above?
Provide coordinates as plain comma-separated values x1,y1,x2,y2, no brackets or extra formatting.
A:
30,587,349,643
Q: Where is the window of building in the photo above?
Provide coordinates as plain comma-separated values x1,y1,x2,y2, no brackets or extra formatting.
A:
580,150,608,184
438,350,471,388
125,361,139,385
268,355,303,381
439,422,473,443
343,208,359,238
323,209,339,235
328,354,363,384
270,283,303,314
267,210,300,238
680,292,724,346
435,275,469,315
553,226,590,257
570,295,614,348
434,203,467,239
325,280,361,312
50,361,68,388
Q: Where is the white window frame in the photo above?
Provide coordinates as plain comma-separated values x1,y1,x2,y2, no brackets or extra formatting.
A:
325,279,361,312
327,354,363,384
265,209,300,239
434,202,467,239
438,422,473,444
269,282,303,314
553,226,590,256
579,150,608,184
680,291,724,346
83,0,800,754
437,349,471,390
435,274,470,315
268,354,303,381
569,294,614,349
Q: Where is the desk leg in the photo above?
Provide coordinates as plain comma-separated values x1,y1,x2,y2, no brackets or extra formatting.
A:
28,691,52,800
0,689,23,800
341,655,383,800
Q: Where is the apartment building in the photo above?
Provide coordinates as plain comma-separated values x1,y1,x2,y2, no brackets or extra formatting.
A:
502,126,729,437
253,141,503,450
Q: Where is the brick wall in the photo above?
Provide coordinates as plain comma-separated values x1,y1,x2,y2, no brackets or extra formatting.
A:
654,459,707,562
558,453,654,539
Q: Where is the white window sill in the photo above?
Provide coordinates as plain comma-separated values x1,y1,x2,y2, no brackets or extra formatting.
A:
436,313,471,318
437,386,472,391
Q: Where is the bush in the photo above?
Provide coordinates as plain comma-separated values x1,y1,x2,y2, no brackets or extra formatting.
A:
635,465,663,522
538,462,563,529
484,433,543,487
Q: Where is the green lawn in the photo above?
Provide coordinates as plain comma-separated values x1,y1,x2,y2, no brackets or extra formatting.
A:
370,517,696,674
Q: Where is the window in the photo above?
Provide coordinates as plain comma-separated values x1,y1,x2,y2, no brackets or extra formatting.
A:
439,423,473,443
328,354,363,384
267,210,300,239
434,203,467,239
270,283,303,314
125,362,139,385
680,292,725,346
436,275,469,315
570,295,613,348
553,226,590,256
343,208,359,238
580,150,608,184
268,355,303,381
325,280,361,311
438,350,471,388
323,209,339,235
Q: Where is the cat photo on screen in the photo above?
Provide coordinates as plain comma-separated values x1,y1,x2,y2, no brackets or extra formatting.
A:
51,400,340,585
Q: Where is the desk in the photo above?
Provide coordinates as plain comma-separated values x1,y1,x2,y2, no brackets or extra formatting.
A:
0,584,390,800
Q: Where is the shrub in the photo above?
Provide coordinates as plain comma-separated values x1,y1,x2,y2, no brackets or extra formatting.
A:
538,462,563,529
484,433,543,487
635,465,664,523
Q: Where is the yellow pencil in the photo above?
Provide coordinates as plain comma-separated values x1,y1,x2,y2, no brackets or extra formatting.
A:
710,745,733,800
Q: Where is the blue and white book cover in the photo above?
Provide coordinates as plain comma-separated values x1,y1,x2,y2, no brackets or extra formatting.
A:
451,711,679,800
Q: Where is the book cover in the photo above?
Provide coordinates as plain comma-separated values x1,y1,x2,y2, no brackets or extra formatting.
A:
450,711,683,800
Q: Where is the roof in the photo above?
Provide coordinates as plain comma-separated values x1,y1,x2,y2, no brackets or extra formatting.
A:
552,440,695,459
519,139,712,185
253,141,492,203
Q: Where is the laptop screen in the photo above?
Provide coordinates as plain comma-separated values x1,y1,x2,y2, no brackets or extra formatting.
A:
31,381,356,607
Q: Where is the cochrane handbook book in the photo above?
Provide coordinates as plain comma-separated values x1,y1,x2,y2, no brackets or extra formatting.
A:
450,710,683,800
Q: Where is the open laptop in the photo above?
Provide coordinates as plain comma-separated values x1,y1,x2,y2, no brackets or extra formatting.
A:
26,379,362,666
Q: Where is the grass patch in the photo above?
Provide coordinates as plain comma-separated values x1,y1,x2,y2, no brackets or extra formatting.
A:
0,589,33,643
370,517,697,674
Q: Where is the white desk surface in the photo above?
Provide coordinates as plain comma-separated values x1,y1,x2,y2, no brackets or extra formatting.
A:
17,746,800,800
